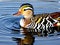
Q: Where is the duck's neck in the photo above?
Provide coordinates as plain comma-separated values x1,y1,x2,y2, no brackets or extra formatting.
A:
25,18,31,21
22,15,34,27
24,18,31,23
24,15,33,21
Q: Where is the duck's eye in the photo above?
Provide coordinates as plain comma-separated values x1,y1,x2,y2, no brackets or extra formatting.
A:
24,9,26,11
24,9,32,11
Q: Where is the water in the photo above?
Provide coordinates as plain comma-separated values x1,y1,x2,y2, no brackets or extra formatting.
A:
0,1,60,45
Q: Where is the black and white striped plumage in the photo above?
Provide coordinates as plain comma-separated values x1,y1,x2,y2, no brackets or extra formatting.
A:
25,14,58,36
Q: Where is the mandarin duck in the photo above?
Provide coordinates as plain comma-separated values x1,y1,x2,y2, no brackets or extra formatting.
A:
13,3,60,36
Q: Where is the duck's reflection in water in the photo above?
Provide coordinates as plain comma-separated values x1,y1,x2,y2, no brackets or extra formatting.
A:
15,36,35,45
12,35,35,45
12,28,35,45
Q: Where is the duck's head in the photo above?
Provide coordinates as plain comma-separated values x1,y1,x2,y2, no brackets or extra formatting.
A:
13,3,34,19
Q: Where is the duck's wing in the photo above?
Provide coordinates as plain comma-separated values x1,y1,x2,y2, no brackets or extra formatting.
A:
34,12,60,18
24,12,59,36
34,12,60,21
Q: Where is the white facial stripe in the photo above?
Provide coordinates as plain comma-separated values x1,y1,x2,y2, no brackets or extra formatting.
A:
18,7,32,11
24,7,32,10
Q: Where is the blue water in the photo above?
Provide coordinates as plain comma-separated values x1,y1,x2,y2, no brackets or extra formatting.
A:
0,1,60,45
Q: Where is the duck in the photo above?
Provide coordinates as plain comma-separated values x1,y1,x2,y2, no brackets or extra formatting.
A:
13,3,60,45
13,3,60,36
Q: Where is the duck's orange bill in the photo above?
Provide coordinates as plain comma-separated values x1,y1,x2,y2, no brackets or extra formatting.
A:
13,11,21,16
